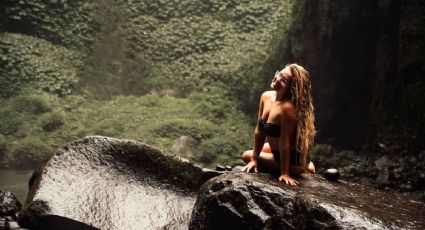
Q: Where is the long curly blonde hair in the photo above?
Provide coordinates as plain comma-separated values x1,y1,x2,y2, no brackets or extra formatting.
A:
287,63,316,165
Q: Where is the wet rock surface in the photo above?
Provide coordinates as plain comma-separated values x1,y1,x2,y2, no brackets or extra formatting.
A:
190,172,425,230
0,191,21,218
0,191,26,230
310,144,425,201
18,136,222,230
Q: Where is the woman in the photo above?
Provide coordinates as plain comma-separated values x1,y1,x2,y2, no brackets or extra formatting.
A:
241,63,316,185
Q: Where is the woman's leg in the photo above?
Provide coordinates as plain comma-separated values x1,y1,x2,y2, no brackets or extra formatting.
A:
241,143,273,163
242,150,314,176
241,150,280,174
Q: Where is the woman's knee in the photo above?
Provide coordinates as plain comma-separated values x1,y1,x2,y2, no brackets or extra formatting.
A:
242,150,252,163
262,143,271,153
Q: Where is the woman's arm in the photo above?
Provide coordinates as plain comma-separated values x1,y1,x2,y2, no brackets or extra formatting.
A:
252,94,267,160
278,104,299,185
241,93,267,173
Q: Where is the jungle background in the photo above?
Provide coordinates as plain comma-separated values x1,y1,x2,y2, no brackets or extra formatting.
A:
0,0,424,200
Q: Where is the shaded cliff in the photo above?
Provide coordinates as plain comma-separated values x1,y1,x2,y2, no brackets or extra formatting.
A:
284,0,425,154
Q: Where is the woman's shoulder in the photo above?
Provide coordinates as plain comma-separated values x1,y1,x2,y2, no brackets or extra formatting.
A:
260,91,276,100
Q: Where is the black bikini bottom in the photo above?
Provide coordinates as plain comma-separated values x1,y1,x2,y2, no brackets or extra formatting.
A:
271,149,310,166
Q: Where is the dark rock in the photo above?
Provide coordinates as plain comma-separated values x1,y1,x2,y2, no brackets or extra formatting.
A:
418,151,425,161
201,168,224,181
201,168,224,182
225,166,232,171
375,156,390,185
324,168,340,181
190,172,425,229
216,165,225,171
0,220,5,230
7,221,19,229
0,191,22,218
18,136,221,230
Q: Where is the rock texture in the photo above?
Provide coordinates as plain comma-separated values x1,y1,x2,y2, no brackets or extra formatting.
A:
190,172,425,230
18,136,221,230
0,191,21,218
0,191,25,230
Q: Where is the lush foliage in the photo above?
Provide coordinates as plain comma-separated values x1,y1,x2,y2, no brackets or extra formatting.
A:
0,33,82,97
0,0,297,169
1,0,97,51
79,0,294,103
0,91,252,168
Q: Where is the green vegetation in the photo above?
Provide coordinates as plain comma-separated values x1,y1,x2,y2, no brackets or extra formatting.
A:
0,91,251,168
0,0,295,169
0,33,82,98
1,0,97,51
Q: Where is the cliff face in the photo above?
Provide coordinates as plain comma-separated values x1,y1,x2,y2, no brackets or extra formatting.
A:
285,0,425,154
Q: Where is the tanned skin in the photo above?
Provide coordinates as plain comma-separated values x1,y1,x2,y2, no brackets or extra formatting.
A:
240,66,315,185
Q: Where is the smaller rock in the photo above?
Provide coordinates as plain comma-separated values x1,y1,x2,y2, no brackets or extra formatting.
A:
225,166,232,171
0,220,6,230
375,155,389,168
324,168,340,181
418,150,425,160
216,165,225,171
8,221,20,229
0,191,22,218
201,168,224,182
378,143,387,151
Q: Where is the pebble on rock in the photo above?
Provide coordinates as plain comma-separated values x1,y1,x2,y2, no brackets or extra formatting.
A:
215,165,225,171
7,221,20,229
324,168,340,181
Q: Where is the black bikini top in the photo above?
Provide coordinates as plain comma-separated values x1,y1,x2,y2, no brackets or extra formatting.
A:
259,118,281,137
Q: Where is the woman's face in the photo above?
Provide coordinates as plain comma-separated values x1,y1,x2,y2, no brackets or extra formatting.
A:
270,66,292,91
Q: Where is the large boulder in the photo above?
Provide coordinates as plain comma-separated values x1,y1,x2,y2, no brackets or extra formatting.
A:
18,136,221,230
189,172,425,229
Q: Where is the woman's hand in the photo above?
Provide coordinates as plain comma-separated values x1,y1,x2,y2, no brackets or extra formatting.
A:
240,159,258,173
279,174,299,185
